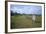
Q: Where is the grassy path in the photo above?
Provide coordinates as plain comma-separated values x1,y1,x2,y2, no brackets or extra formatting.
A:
11,15,42,29
11,15,32,28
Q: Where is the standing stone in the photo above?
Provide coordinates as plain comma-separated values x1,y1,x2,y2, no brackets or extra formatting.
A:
32,15,36,23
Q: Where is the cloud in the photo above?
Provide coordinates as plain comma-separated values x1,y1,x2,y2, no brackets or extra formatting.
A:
10,5,42,14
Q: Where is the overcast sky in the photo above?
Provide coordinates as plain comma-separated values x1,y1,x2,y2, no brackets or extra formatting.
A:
10,4,42,15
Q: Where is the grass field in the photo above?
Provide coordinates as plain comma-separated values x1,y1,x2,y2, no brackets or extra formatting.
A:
11,15,42,29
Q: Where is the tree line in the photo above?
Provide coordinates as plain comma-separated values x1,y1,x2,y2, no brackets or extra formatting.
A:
11,10,22,16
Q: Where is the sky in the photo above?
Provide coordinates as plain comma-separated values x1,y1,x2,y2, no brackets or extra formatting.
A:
10,4,42,15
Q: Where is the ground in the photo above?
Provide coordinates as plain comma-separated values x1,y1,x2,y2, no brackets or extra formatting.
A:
11,15,42,29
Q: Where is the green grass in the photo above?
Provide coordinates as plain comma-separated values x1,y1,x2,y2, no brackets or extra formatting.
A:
11,15,42,29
